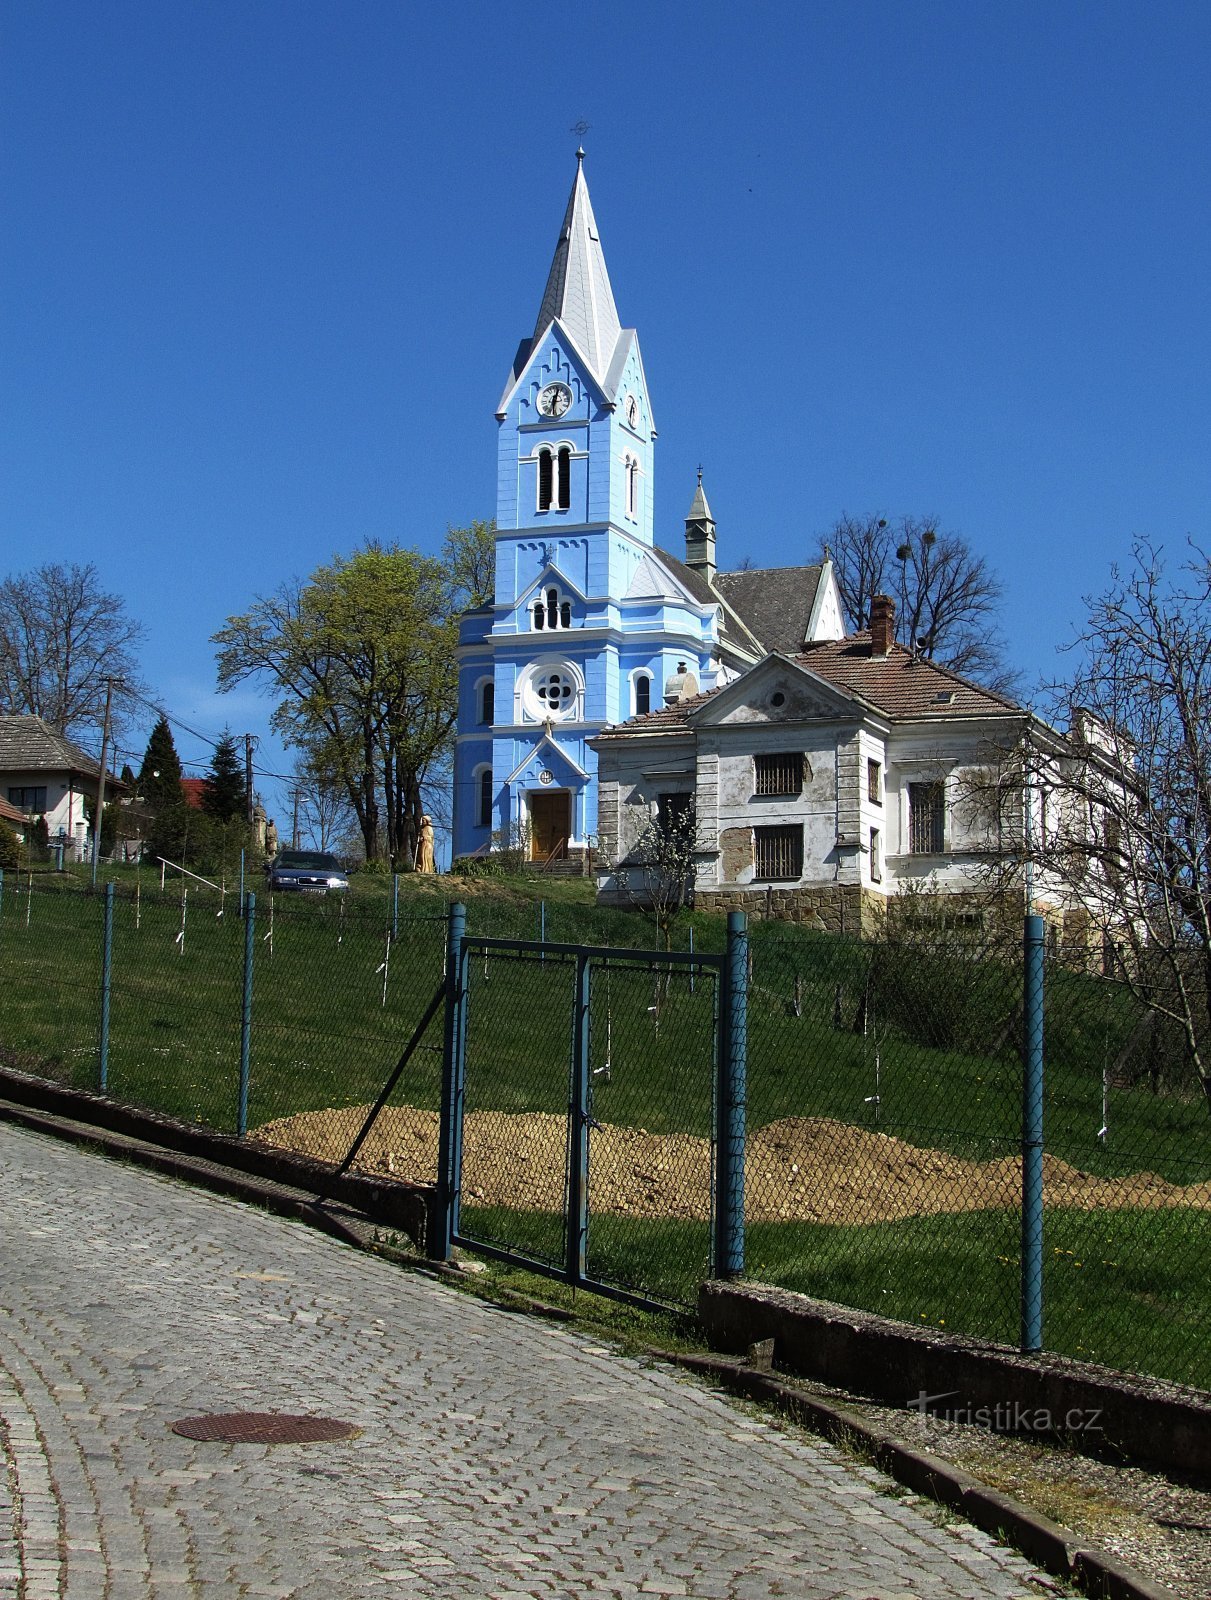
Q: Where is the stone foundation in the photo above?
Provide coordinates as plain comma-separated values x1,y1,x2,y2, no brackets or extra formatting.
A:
694,883,881,937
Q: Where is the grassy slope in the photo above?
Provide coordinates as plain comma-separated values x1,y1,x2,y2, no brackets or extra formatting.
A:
2,863,1208,1388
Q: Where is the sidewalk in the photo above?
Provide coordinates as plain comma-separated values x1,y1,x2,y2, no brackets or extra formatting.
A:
0,1122,1051,1599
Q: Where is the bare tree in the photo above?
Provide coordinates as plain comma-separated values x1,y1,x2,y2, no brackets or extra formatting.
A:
0,562,146,736
615,797,698,950
981,542,1211,1111
816,514,1015,692
287,746,358,854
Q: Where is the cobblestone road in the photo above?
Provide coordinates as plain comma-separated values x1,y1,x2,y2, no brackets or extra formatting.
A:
0,1123,1054,1599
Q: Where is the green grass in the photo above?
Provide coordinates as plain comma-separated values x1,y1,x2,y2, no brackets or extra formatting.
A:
2,871,1208,1392
457,1202,1211,1390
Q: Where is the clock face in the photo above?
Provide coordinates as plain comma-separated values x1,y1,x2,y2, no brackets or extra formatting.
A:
537,382,572,418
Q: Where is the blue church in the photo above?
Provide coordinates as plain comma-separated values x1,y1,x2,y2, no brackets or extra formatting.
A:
452,154,842,864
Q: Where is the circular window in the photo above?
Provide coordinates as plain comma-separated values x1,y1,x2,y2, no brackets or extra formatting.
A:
530,666,577,719
770,690,786,708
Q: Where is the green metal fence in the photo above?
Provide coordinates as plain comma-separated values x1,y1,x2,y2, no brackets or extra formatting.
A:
0,871,1206,1391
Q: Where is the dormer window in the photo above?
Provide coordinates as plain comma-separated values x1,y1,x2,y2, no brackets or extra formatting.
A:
532,586,572,631
537,445,571,512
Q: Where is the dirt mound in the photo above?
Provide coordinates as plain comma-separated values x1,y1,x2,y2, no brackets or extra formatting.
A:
253,1105,1211,1226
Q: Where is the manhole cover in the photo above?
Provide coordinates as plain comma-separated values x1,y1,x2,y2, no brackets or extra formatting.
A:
171,1412,360,1444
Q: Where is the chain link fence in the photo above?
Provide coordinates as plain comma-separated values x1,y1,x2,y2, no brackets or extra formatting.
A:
0,872,1206,1391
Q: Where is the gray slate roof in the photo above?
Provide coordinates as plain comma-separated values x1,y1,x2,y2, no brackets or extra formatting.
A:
0,715,112,780
651,546,765,660
530,153,623,385
714,564,826,655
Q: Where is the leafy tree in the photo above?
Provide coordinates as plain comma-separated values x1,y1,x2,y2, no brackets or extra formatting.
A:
813,514,1015,691
0,819,19,872
0,561,146,736
214,525,494,866
201,730,248,823
138,716,184,809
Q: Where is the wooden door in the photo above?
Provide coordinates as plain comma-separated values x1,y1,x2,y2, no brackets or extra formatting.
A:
530,790,571,861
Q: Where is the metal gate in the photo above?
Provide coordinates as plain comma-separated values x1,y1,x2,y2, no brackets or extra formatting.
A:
437,927,737,1309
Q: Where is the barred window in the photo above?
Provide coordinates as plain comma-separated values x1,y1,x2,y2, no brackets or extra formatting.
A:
754,824,803,881
754,752,804,797
867,759,882,804
908,781,945,854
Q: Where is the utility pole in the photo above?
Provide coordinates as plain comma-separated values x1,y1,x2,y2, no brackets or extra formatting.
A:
292,787,300,849
91,677,115,888
244,734,256,827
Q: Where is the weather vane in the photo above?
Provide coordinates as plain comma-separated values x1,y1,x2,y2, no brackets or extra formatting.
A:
570,119,591,140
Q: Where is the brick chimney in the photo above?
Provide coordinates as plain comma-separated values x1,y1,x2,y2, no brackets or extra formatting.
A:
869,594,895,657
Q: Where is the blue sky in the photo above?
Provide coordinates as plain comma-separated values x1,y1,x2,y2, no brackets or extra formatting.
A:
3,2,1208,824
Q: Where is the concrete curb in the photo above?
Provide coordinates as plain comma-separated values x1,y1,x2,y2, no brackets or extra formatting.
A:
654,1349,1179,1600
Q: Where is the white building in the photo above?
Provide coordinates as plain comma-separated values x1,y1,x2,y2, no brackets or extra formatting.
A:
593,597,1087,936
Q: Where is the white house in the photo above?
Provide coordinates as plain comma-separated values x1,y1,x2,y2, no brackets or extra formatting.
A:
592,596,1090,937
0,716,123,861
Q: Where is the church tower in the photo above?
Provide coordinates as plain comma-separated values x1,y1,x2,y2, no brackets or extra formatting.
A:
452,154,728,863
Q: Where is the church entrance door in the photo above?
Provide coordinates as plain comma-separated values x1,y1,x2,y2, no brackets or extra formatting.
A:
530,790,571,862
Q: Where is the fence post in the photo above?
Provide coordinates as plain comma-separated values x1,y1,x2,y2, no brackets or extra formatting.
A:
434,900,467,1261
567,951,591,1288
1021,913,1045,1352
714,910,748,1279
237,892,256,1135
392,873,399,940
98,883,114,1093
239,848,245,918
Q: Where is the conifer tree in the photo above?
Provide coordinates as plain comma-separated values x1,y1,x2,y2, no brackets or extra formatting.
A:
201,730,248,823
138,716,184,809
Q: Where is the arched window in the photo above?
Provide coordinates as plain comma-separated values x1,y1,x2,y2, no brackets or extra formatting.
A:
538,448,554,512
476,767,493,829
625,455,639,519
634,673,651,717
532,587,571,630
556,446,571,510
479,680,494,725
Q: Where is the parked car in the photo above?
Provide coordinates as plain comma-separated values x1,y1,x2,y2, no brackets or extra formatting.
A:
265,850,349,893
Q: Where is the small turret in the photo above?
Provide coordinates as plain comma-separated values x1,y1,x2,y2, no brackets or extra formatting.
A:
684,469,716,583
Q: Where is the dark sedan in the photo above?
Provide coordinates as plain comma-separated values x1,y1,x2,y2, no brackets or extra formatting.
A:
265,850,349,893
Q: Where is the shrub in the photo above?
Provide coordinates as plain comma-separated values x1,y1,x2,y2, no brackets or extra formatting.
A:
0,820,19,872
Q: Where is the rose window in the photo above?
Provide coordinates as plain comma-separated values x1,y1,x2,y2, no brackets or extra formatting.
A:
534,668,576,717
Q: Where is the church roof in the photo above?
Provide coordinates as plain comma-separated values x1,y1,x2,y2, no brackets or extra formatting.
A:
531,151,623,386
714,564,827,655
651,546,765,660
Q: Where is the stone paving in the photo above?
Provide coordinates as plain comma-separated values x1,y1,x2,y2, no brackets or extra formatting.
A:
0,1122,1055,1599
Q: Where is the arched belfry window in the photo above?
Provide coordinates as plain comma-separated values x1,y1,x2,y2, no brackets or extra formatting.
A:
538,445,572,512
532,586,572,631
556,446,571,510
634,673,651,717
478,679,494,725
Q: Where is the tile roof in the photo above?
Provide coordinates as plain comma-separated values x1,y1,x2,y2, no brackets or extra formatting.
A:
0,794,27,826
714,565,826,655
596,633,1023,737
0,715,107,777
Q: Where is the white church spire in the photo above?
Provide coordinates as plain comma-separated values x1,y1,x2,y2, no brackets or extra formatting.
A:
530,150,623,385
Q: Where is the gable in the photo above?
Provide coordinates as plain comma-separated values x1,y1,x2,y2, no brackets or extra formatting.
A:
690,656,869,729
497,322,606,421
